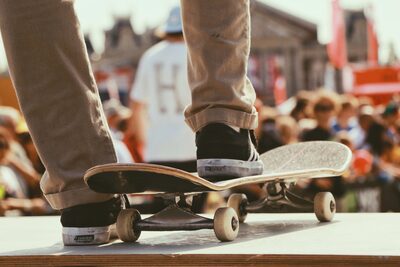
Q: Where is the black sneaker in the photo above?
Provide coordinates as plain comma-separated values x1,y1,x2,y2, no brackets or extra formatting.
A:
61,196,123,246
196,123,264,181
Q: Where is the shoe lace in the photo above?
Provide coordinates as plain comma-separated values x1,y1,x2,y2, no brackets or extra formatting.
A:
249,130,258,148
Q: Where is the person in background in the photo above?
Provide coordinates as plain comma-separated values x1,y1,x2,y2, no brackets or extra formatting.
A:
127,6,196,172
126,6,204,212
381,101,400,144
300,90,345,200
362,119,400,211
257,106,281,154
16,120,45,174
102,99,134,164
290,90,314,122
301,90,340,142
276,115,299,145
0,127,50,216
0,106,32,166
363,120,400,182
354,105,374,149
257,112,298,154
331,95,359,143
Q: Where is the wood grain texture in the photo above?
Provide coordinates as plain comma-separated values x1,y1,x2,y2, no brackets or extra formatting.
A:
1,254,399,266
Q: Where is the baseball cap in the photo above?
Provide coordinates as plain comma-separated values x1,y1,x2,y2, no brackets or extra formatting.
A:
156,6,182,37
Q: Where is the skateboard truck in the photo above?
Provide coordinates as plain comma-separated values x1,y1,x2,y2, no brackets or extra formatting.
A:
136,205,215,231
228,180,337,223
116,194,239,243
262,181,315,212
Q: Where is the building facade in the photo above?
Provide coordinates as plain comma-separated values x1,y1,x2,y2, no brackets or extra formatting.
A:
91,1,369,106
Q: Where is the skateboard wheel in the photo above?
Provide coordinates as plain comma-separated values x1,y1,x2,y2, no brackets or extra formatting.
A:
314,192,336,222
227,193,248,223
116,209,142,242
213,207,239,242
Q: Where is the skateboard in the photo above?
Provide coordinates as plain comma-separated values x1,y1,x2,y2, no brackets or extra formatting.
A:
84,141,352,243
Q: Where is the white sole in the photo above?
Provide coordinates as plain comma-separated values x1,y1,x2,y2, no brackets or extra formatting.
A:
62,226,111,246
197,158,264,178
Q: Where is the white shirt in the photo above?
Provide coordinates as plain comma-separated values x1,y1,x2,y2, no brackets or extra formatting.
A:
110,129,134,164
130,41,196,162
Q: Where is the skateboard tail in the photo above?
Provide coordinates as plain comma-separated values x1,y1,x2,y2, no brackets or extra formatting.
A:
85,167,209,194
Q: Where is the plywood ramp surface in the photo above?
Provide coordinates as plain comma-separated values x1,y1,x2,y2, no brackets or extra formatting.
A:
1,214,399,266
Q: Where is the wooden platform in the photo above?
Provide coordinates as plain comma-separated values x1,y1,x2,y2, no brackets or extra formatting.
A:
1,213,399,266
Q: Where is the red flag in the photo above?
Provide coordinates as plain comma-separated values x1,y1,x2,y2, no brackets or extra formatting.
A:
327,0,347,69
273,75,287,105
366,6,379,65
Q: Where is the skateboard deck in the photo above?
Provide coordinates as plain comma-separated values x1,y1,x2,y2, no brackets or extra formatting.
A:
84,141,352,194
84,141,352,243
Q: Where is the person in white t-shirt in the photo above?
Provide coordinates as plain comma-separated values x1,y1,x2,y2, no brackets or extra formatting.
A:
128,6,196,172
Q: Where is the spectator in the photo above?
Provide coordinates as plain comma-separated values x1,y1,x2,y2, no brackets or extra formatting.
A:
276,116,299,145
381,101,400,144
365,121,400,178
299,91,345,199
127,6,196,172
332,95,359,143
102,99,134,164
301,90,340,141
16,120,45,174
363,120,390,159
257,106,282,153
0,127,50,216
290,90,314,121
362,120,400,211
354,105,374,149
0,106,31,166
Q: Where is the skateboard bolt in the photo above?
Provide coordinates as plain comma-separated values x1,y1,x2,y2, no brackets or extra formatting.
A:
330,201,336,212
231,218,239,231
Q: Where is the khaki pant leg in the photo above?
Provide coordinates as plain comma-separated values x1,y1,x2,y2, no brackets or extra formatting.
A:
0,0,117,210
181,0,258,132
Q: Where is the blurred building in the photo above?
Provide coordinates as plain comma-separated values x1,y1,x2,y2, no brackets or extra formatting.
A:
249,1,368,104
345,10,369,62
87,1,370,106
89,17,159,105
91,17,157,68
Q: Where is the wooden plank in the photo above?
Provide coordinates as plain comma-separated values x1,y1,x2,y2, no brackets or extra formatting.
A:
1,254,399,266
1,214,399,266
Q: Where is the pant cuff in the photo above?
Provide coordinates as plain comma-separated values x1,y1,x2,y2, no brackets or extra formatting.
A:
44,187,114,210
185,107,258,132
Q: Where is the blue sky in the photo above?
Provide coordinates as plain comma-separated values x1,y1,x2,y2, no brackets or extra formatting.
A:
0,0,399,70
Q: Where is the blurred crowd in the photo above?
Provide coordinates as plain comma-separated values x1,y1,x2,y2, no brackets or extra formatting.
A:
255,90,400,212
0,106,51,216
0,5,399,216
1,89,400,215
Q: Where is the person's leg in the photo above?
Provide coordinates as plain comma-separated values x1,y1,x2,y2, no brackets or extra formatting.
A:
181,0,257,131
181,0,263,179
0,0,119,245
